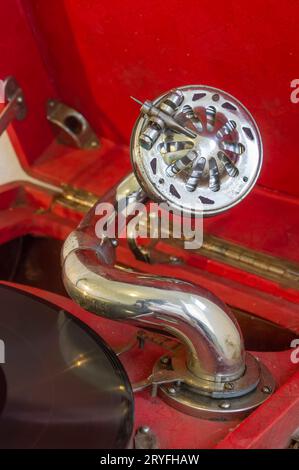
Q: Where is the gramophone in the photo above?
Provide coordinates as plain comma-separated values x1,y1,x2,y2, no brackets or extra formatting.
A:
0,0,299,450
0,80,297,450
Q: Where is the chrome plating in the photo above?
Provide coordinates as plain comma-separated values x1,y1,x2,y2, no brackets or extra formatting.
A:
62,174,246,384
131,85,263,217
62,85,273,419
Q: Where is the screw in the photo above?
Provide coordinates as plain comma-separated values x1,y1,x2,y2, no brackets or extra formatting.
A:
224,382,234,391
111,239,118,247
262,385,272,394
139,425,150,434
219,401,231,409
17,96,23,104
167,387,177,395
169,256,181,265
160,356,170,365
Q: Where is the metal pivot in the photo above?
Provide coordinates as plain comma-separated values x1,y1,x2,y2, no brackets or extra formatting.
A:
0,77,27,137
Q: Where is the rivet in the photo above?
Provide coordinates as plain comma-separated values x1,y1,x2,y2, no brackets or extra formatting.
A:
167,387,177,395
262,385,272,394
160,356,170,365
169,256,181,265
111,239,118,247
219,401,231,409
139,425,150,434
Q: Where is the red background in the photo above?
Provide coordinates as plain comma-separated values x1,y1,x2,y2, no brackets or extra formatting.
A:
19,0,299,198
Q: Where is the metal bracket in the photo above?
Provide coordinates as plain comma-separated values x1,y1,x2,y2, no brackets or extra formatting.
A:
0,77,27,137
0,79,61,195
47,99,100,149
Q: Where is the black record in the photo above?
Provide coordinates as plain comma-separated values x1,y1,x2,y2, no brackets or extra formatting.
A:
0,284,134,449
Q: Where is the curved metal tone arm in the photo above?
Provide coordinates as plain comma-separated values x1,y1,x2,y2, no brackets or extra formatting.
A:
62,173,245,383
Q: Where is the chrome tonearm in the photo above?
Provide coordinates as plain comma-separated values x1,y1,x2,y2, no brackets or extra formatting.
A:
62,85,274,419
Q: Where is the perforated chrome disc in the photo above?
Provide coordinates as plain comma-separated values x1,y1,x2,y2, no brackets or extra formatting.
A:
131,85,263,217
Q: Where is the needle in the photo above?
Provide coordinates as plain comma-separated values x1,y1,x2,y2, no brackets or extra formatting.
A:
130,96,143,106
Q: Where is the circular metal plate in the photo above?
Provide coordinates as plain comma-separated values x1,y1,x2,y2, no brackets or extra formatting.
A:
158,359,275,420
168,352,261,398
131,85,262,217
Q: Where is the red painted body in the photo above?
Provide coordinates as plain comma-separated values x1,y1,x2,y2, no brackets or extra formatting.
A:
0,0,298,449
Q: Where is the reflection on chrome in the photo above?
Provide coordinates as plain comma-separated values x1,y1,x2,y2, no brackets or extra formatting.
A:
61,85,275,418
62,173,245,384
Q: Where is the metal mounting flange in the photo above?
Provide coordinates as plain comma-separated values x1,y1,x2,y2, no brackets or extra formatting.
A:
153,350,275,420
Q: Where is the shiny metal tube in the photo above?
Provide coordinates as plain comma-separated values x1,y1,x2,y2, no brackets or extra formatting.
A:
62,173,245,383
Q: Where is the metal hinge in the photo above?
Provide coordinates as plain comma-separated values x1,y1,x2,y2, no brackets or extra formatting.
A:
55,185,299,289
54,184,99,212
